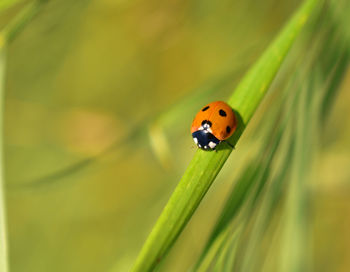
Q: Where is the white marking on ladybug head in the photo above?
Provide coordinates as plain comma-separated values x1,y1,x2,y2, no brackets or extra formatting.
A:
204,145,208,149
193,137,198,144
208,141,217,149
203,123,210,130
198,144,202,148
207,128,213,133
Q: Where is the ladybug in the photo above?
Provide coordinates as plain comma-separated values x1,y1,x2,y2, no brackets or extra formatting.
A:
191,101,237,150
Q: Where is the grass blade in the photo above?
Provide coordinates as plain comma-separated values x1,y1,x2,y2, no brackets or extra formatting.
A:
0,39,8,272
0,1,50,269
197,8,350,269
130,1,320,271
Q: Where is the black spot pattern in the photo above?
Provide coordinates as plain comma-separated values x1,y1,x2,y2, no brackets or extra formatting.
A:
202,106,210,111
226,126,231,134
219,109,227,117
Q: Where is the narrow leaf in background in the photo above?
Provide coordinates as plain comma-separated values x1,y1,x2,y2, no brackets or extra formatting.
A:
131,0,320,271
194,3,350,269
0,39,8,272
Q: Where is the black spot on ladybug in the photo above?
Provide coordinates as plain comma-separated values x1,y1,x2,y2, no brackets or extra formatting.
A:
219,109,227,117
226,126,231,134
201,120,212,127
202,106,210,111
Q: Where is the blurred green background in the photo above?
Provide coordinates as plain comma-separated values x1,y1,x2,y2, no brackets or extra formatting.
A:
1,0,350,271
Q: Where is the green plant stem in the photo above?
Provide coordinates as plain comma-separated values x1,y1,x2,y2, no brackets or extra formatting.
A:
0,1,49,270
130,0,320,271
0,43,8,272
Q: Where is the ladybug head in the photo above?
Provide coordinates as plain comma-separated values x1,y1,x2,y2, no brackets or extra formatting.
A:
192,130,220,150
200,120,212,132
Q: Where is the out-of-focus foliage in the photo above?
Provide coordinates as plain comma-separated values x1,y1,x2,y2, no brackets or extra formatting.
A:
0,0,349,272
0,32,8,272
131,1,319,271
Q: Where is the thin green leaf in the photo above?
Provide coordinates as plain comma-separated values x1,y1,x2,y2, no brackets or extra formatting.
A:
0,39,8,272
130,0,320,271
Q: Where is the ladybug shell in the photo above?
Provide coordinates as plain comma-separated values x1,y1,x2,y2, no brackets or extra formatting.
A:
191,101,237,141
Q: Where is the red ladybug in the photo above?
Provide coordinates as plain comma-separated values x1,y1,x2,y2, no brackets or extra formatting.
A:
191,101,237,150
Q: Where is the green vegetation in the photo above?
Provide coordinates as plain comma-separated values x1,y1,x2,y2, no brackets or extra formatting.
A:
1,0,350,272
0,39,8,272
131,1,319,271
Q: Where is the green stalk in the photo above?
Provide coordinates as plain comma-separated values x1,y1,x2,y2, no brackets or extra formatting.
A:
130,0,320,271
0,40,8,272
0,1,49,270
